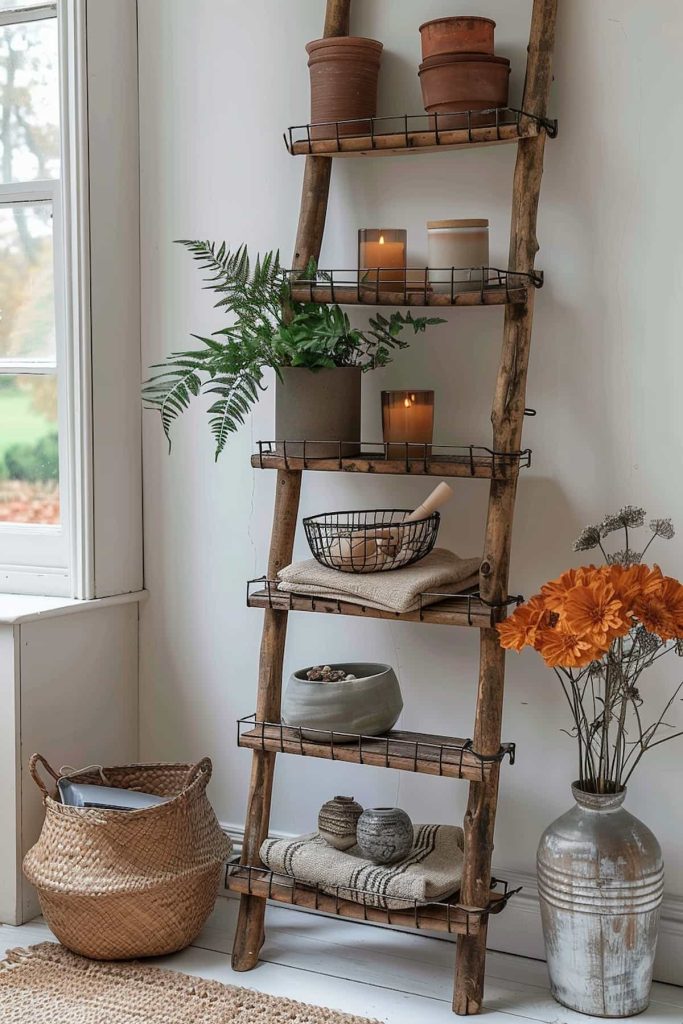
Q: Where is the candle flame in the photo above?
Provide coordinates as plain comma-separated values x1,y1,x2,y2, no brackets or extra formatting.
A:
379,235,385,245
404,397,411,409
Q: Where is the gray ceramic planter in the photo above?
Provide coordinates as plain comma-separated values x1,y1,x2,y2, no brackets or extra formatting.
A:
281,663,403,741
357,807,414,864
275,366,361,459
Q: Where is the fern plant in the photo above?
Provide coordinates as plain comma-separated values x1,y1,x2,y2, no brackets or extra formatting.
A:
143,241,445,458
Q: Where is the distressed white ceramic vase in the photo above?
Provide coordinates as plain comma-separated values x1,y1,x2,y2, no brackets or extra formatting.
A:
537,783,663,1017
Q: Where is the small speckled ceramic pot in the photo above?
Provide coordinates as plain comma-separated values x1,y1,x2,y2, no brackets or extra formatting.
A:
356,807,414,864
318,795,363,851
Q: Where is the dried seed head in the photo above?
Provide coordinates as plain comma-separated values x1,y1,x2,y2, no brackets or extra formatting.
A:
607,549,642,567
634,626,660,655
573,525,602,552
600,505,646,536
649,518,675,540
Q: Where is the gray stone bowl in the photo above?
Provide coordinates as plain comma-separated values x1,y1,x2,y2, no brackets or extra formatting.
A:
281,663,403,742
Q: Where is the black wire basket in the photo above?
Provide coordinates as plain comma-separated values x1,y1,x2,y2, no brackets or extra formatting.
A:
303,509,440,573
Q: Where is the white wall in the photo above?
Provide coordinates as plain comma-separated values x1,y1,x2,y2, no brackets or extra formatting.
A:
138,0,683,974
0,600,139,924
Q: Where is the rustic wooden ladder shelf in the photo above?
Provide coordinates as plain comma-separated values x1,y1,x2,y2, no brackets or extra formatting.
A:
230,0,557,1014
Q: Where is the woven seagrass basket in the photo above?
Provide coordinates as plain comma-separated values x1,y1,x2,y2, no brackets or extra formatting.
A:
23,754,232,960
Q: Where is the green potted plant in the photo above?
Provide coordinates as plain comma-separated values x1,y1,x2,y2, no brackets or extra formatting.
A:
143,242,444,458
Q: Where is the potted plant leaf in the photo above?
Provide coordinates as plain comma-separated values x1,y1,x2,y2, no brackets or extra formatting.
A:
498,508,683,1017
143,242,445,458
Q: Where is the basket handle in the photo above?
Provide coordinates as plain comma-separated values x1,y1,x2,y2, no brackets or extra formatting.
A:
183,756,212,790
28,754,61,798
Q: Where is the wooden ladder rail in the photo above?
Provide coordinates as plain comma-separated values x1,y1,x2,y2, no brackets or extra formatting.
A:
231,0,351,974
453,0,558,1014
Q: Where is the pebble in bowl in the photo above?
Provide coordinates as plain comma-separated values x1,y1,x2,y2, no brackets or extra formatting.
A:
281,663,403,742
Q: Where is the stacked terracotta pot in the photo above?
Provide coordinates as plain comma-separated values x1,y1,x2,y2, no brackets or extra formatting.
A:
418,16,510,129
306,36,383,140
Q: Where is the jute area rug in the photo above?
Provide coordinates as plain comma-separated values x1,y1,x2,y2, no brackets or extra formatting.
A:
0,943,379,1023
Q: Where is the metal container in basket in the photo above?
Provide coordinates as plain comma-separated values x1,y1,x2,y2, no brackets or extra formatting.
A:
303,509,440,573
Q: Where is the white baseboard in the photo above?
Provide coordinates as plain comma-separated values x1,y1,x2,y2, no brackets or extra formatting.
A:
220,821,683,987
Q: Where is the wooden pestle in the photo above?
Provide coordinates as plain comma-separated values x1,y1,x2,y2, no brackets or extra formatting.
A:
405,481,454,522
376,481,454,562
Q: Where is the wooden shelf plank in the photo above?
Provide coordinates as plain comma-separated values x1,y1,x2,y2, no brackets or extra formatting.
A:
289,283,527,307
227,868,511,935
287,120,542,158
251,449,531,478
246,586,505,629
238,723,514,781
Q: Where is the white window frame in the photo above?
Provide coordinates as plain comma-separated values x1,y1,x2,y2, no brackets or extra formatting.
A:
0,0,142,601
0,0,91,598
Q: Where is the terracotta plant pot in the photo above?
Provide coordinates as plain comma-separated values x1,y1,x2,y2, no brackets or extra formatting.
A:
306,36,383,140
275,366,361,460
419,52,510,130
419,16,496,59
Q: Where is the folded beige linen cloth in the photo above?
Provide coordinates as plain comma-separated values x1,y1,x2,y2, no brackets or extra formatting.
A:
277,548,480,614
260,824,464,910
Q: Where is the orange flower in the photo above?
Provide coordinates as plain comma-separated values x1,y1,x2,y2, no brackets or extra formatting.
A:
563,577,630,647
602,564,641,614
535,624,599,669
633,593,676,640
541,567,594,612
497,596,549,652
633,563,665,596
503,562,683,665
659,577,683,636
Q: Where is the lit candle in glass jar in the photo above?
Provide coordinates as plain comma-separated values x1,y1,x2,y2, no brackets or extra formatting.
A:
381,390,435,460
358,229,407,289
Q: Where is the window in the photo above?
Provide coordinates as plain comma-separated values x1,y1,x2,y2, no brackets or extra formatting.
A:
0,2,69,588
0,0,142,599
0,2,64,577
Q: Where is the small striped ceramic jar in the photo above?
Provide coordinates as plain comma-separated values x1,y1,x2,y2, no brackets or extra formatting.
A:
537,783,664,1017
318,796,363,851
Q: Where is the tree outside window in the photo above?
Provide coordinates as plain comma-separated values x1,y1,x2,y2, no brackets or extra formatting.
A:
0,9,60,525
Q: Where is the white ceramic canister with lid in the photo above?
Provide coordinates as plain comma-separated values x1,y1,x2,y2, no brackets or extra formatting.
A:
427,218,489,292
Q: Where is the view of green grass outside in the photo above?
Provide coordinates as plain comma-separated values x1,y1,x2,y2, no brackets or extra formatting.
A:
0,384,50,458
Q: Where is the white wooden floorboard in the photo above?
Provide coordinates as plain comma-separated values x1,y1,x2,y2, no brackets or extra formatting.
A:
1,902,682,1023
196,899,683,1024
0,918,53,950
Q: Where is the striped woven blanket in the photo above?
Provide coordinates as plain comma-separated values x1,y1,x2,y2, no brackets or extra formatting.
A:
260,825,464,910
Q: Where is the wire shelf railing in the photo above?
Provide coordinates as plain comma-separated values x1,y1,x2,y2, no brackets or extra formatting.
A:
237,714,515,780
285,265,543,306
253,441,533,476
246,576,524,627
284,107,558,155
226,862,520,934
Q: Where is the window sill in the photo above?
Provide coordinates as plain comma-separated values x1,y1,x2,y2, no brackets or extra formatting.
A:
0,589,147,625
